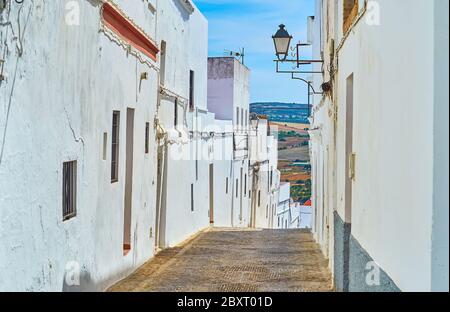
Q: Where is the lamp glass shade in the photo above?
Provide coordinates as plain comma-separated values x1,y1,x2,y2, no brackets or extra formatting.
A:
250,114,259,130
272,24,292,61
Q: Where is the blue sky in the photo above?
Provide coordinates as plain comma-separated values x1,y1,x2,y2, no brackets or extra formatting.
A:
194,0,315,103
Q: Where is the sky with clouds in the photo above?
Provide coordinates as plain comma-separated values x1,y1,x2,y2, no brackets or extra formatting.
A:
194,0,315,104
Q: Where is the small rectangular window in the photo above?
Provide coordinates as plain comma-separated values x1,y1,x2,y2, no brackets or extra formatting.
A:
62,161,77,221
236,107,240,128
145,122,150,154
258,190,261,207
195,159,198,181
236,179,239,198
103,132,108,161
191,184,194,212
226,178,229,194
189,70,195,111
174,98,178,127
111,111,120,183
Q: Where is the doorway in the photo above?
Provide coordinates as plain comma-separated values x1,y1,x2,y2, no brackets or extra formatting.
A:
155,145,167,250
345,74,354,223
123,108,135,255
342,73,354,291
324,146,330,258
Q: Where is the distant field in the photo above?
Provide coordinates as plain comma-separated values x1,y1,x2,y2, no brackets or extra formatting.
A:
278,136,306,150
271,122,310,132
279,146,310,162
270,120,311,202
251,102,311,124
280,173,311,183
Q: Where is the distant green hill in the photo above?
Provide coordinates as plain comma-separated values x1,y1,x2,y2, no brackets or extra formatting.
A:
250,102,311,124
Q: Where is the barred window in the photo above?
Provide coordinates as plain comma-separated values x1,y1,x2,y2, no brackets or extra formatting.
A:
111,111,120,182
62,161,77,221
189,70,195,111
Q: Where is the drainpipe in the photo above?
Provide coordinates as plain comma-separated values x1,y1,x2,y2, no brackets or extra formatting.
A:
250,164,260,228
155,141,166,250
154,0,163,250
230,154,235,227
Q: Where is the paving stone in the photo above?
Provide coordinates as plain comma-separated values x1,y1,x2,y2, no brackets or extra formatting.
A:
109,228,334,292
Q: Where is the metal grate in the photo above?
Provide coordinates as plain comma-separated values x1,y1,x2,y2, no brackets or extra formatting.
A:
62,161,77,221
189,70,195,111
111,111,120,182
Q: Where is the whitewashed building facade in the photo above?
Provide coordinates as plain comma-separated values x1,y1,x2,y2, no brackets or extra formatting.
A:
207,57,252,228
0,0,161,291
153,0,211,250
0,0,283,292
207,57,281,229
276,183,291,229
308,0,449,292
248,118,280,229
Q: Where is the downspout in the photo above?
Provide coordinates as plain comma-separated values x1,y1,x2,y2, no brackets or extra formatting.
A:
250,168,256,228
155,72,166,250
155,140,166,250
154,0,164,251
230,156,235,227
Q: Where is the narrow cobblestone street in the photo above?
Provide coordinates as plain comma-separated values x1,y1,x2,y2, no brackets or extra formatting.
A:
109,228,333,292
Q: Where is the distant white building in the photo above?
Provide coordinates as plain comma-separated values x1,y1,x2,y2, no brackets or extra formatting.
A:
248,117,280,229
207,57,281,230
207,57,252,228
276,183,291,229
292,200,312,230
275,184,311,230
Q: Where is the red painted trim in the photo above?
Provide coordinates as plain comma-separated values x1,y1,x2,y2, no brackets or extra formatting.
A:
102,2,158,61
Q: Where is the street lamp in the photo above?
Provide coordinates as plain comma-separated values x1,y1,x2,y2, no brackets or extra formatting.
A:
272,24,292,61
250,113,260,131
271,23,325,119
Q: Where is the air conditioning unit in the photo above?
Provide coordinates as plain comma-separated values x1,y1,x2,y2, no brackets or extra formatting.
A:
179,0,195,14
